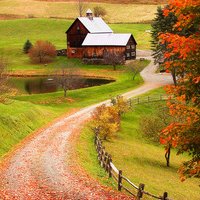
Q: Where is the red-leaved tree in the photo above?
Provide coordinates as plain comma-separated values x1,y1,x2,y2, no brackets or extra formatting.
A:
159,0,200,181
29,40,56,64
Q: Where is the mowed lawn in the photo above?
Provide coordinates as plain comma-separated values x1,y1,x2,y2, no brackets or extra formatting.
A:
77,88,200,200
0,0,161,23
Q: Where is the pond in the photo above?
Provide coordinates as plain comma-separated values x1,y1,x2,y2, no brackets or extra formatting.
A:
11,76,115,94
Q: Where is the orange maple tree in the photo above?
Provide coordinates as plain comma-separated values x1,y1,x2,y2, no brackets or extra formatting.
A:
159,0,200,180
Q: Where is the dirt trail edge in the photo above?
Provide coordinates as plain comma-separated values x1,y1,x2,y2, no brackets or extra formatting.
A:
0,50,173,200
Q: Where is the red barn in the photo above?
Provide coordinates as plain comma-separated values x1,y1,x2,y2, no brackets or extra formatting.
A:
66,9,137,62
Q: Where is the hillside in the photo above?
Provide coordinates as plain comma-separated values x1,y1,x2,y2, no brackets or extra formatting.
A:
0,0,163,23
36,0,167,4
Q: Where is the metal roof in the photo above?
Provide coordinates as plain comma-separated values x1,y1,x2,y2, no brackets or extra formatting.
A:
78,17,113,33
82,33,132,46
86,9,93,14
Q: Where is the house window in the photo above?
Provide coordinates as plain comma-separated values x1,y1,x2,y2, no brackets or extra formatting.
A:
131,45,135,49
126,45,130,49
131,52,135,57
126,53,130,57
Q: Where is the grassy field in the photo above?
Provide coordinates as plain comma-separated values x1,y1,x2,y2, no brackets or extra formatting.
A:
0,17,151,159
0,18,151,72
0,59,149,159
0,0,162,23
77,88,200,200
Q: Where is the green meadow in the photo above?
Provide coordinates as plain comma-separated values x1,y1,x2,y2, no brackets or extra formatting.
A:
0,19,151,72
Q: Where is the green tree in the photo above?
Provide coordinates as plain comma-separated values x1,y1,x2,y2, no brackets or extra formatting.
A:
151,6,177,84
23,40,32,54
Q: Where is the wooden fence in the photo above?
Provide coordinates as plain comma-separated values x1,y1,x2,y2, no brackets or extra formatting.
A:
94,132,172,200
128,95,170,106
93,95,173,200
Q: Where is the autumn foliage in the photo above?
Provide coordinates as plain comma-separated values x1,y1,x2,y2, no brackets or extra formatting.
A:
92,96,130,140
159,0,200,180
29,40,56,63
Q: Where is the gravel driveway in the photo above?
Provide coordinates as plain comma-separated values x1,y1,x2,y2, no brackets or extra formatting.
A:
0,51,173,200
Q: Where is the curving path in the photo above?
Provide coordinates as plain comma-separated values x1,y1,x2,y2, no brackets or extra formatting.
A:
0,50,173,200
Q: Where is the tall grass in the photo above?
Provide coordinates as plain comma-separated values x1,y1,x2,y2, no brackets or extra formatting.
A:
0,0,161,23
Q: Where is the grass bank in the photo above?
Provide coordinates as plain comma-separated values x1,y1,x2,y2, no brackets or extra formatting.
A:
77,88,199,200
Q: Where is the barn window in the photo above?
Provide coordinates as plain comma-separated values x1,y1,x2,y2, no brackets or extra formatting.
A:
126,45,130,49
77,26,80,33
131,52,135,56
72,50,76,54
131,45,135,49
126,53,130,57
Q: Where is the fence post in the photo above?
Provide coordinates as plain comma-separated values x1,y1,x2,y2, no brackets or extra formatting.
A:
148,96,150,102
108,156,112,178
101,147,105,167
137,183,145,200
160,95,162,101
118,170,122,191
105,153,110,172
162,192,168,200
103,152,108,170
137,97,140,104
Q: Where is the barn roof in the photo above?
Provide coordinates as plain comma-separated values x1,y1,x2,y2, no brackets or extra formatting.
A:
82,33,135,46
77,17,113,33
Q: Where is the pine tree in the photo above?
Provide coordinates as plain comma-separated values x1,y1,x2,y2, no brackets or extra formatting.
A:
151,6,177,64
23,40,32,54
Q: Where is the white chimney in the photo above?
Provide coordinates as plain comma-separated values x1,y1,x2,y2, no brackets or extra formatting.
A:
86,9,93,20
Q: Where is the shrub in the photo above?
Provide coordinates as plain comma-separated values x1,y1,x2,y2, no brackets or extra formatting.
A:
23,40,32,54
29,40,56,63
92,104,120,140
94,6,107,17
139,105,173,142
111,95,130,116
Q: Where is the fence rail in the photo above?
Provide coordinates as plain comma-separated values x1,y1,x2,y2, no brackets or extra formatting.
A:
128,95,170,106
93,95,173,200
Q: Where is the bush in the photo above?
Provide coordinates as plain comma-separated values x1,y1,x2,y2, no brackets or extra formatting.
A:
139,105,173,142
92,104,120,140
28,40,56,63
111,95,130,116
23,40,32,54
94,6,107,17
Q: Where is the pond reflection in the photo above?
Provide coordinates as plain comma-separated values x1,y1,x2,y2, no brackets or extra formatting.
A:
22,76,115,94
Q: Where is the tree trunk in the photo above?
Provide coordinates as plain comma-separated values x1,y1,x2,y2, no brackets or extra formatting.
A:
165,145,171,167
64,89,67,97
171,67,177,86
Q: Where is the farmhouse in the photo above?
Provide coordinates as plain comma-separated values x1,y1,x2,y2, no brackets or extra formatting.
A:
66,9,137,62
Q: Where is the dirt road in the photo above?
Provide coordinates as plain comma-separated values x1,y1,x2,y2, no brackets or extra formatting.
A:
0,51,173,200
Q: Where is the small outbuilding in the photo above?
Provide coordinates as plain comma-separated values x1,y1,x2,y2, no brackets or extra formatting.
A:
66,9,137,62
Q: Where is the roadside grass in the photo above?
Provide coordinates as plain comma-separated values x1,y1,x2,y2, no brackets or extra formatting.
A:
0,59,149,159
0,100,62,158
0,0,161,23
77,88,200,200
0,19,151,72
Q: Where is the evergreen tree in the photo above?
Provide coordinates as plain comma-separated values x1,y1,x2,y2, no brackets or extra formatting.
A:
23,40,32,54
151,6,177,83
